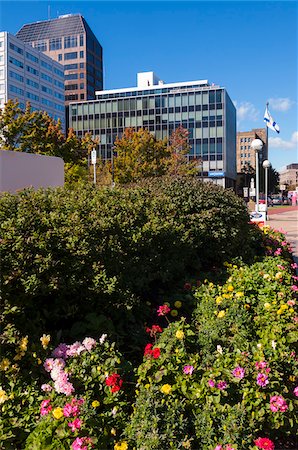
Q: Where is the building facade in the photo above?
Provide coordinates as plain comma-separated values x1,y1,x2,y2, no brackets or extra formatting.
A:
69,72,236,187
236,128,268,173
279,163,298,188
16,14,103,105
0,32,65,127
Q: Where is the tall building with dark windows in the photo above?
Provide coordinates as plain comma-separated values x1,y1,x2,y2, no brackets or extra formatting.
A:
69,72,236,188
16,14,103,105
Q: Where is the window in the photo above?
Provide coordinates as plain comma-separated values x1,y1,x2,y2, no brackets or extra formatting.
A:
54,67,64,78
64,35,77,48
64,52,78,60
65,73,78,80
80,63,84,69
42,85,53,95
65,94,78,101
0,41,3,47
9,42,23,55
27,92,39,101
41,60,52,71
54,103,64,111
54,79,64,89
42,97,53,107
65,84,78,90
26,52,38,63
26,65,39,76
80,73,84,79
58,54,62,61
54,91,64,100
27,79,39,89
9,71,24,82
10,85,24,95
34,41,47,52
80,34,84,46
80,93,84,99
49,38,62,51
41,72,52,82
79,51,84,58
79,83,84,89
9,56,23,68
65,63,78,70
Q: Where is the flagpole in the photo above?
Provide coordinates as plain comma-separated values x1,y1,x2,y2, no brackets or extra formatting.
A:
266,101,269,161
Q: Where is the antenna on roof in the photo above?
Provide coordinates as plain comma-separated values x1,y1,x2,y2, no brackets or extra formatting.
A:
48,4,51,20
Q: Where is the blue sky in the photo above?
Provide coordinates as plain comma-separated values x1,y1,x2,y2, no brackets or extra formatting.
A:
0,1,297,170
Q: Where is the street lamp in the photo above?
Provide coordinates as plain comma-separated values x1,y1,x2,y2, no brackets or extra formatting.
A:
262,159,271,220
251,138,263,212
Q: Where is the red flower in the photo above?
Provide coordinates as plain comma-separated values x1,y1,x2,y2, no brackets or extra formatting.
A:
254,437,275,450
151,347,161,359
144,343,153,356
146,325,163,337
157,304,171,316
184,282,192,291
105,373,123,393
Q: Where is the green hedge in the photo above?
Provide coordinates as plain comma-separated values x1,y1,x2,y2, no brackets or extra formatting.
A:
0,179,256,349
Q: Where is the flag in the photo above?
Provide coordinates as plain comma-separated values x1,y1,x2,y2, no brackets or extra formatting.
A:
264,106,280,133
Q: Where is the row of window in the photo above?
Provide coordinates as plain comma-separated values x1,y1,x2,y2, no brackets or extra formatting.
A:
9,84,64,102
8,56,64,78
64,63,85,70
240,145,250,150
58,51,84,62
65,73,85,80
96,86,216,100
240,153,251,158
9,70,64,90
240,137,251,143
66,93,84,101
65,83,84,90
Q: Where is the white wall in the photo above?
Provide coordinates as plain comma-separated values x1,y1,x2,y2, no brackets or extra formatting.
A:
0,150,64,192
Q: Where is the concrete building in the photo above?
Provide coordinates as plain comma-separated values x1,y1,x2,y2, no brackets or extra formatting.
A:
236,128,268,173
279,163,298,188
0,32,65,127
16,14,103,105
69,71,237,188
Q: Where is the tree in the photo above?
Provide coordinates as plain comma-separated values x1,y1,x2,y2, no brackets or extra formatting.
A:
0,100,97,181
167,125,198,176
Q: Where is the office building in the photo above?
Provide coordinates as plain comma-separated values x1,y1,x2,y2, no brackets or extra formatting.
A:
16,14,103,105
69,71,236,188
236,128,268,173
279,163,298,188
0,32,65,128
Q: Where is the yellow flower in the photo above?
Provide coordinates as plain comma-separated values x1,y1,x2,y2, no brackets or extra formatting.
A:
19,337,28,352
52,407,63,419
263,274,270,280
0,359,10,371
275,272,283,280
40,334,51,349
161,384,172,395
170,309,178,317
111,428,117,436
209,282,214,288
114,442,128,450
280,304,288,310
264,303,271,309
216,296,222,304
145,384,150,389
245,304,250,310
235,292,244,298
277,309,283,315
175,330,185,339
217,310,226,318
227,285,234,292
289,308,294,314
92,400,100,408
289,375,296,382
174,301,182,309
0,389,8,404
223,293,231,299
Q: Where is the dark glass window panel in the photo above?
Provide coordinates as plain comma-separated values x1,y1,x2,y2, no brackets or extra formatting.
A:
209,91,215,103
216,120,223,126
149,120,154,125
189,122,194,129
216,154,223,160
182,106,187,112
162,108,168,113
137,110,142,116
189,106,195,112
216,103,223,109
203,122,209,128
130,111,136,117
203,155,209,160
202,105,208,111
124,112,129,117
156,108,161,114
174,107,180,113
196,121,201,128
149,125,154,131
162,124,167,130
216,91,222,102
195,105,201,111
210,155,216,160
168,107,174,113
156,125,161,130
149,109,155,115
209,104,215,110
210,121,215,127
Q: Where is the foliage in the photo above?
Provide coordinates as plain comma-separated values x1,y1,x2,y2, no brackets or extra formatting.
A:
125,252,298,449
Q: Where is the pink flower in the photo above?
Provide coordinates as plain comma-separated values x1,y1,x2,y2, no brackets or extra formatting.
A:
293,386,298,397
291,285,298,291
292,275,298,281
291,262,298,269
277,265,285,270
208,379,215,388
287,299,296,306
254,437,275,450
183,365,194,375
255,361,267,371
67,341,86,357
68,418,82,432
214,446,223,450
41,384,52,392
44,358,55,372
281,241,287,246
52,343,68,359
274,248,282,256
217,381,227,390
257,373,269,388
270,395,288,412
71,437,93,450
157,304,171,316
40,399,52,416
232,366,245,379
226,446,236,450
82,337,97,352
63,403,73,417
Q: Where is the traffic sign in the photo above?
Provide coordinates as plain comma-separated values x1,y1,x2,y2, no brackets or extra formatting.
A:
91,149,97,165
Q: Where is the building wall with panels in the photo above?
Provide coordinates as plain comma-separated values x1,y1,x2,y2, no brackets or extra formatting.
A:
236,128,267,173
0,32,65,129
69,74,236,187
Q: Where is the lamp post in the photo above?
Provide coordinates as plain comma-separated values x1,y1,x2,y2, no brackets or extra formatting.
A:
251,139,264,212
262,159,271,222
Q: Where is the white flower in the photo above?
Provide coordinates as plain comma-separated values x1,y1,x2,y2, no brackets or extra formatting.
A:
111,406,118,416
99,334,107,344
271,340,276,350
216,345,223,354
257,343,262,349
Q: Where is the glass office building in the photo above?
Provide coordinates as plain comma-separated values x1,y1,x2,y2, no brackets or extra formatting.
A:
69,72,236,187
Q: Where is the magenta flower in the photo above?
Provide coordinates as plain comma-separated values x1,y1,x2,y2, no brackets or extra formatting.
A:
257,373,269,388
71,437,93,450
52,343,68,359
68,418,82,432
232,366,245,379
255,360,267,371
63,403,73,417
183,365,194,375
291,285,298,291
270,395,288,412
40,399,52,416
293,386,298,397
208,379,215,388
214,446,223,450
157,304,171,316
291,262,298,269
217,381,227,390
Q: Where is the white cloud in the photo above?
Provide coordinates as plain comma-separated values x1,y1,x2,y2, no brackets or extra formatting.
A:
233,101,259,123
268,97,295,112
269,131,298,150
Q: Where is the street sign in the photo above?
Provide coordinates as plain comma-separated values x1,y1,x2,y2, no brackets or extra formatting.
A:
249,188,256,197
208,171,225,177
249,210,266,226
243,187,249,198
91,149,97,165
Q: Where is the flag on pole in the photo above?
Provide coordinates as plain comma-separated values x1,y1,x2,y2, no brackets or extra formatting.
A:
264,106,280,133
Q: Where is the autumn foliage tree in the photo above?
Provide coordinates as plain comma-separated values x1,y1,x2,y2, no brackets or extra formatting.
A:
0,100,97,182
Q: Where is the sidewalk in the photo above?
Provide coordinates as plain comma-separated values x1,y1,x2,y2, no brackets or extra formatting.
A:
266,207,298,269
